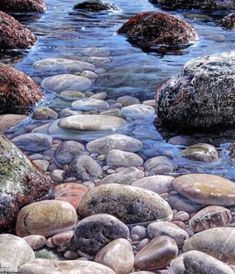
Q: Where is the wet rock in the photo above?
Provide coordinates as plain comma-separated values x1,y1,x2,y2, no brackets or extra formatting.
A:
172,174,235,206
156,52,235,131
117,95,140,106
183,227,235,264
106,149,144,168
168,194,202,214
23,235,47,250
74,0,119,11
54,140,85,165
220,13,235,29
189,206,232,232
12,133,52,152
121,104,155,120
118,12,198,49
0,11,36,49
32,107,58,120
72,98,109,111
101,167,144,185
73,213,129,255
135,236,178,271
0,114,26,132
79,184,173,223
20,259,116,274
0,64,42,114
32,159,49,172
0,0,46,13
58,114,127,131
145,156,176,175
181,143,219,162
41,74,92,93
147,221,189,246
0,133,53,232
67,155,102,181
16,200,78,237
87,134,143,154
95,238,134,274
132,175,174,194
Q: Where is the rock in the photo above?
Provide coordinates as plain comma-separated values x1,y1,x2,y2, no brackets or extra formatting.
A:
118,12,198,49
189,206,232,232
0,11,36,49
32,159,49,172
0,0,46,12
0,234,35,272
16,200,78,237
95,238,134,274
156,52,235,131
106,149,144,168
117,95,140,106
183,227,235,264
172,174,235,206
147,221,189,246
0,64,42,114
0,114,26,132
170,250,234,274
58,114,127,131
73,214,129,255
19,259,116,274
87,134,143,154
34,58,95,74
54,140,85,165
12,133,52,152
51,230,74,248
54,183,88,211
152,0,235,10
132,175,174,194
121,104,155,120
168,194,202,214
101,167,144,185
134,236,178,270
145,156,176,175
0,133,53,232
34,248,62,260
79,184,173,223
72,98,109,111
67,155,103,181
131,226,147,239
32,107,58,120
74,0,119,11
23,235,46,250
41,74,92,93
181,143,219,162
220,13,235,29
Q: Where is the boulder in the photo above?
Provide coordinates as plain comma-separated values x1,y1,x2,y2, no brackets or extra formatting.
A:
74,0,119,11
0,0,46,13
220,13,235,29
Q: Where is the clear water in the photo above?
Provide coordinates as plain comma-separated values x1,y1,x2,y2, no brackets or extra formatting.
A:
2,0,235,178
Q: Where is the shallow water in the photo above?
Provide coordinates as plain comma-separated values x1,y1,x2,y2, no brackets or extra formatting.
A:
2,0,235,178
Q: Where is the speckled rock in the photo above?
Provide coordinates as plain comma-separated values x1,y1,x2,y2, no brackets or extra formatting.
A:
220,13,235,29
147,221,189,246
189,206,232,232
23,235,47,250
0,114,26,132
79,184,173,223
0,234,35,272
183,227,235,263
33,107,58,120
73,214,130,254
95,238,134,274
135,236,178,271
74,0,119,11
172,174,235,206
181,143,219,162
72,98,109,111
19,259,116,274
156,52,235,131
16,200,78,237
0,64,42,114
0,0,47,12
118,12,198,49
0,134,53,232
145,156,176,175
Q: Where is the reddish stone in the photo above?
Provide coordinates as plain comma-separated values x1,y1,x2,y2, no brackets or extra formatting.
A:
0,64,42,114
0,0,46,13
118,12,198,49
220,13,235,29
0,11,36,49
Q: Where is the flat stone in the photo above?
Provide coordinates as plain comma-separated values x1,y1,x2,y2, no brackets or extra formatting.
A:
0,114,26,132
23,235,47,250
72,98,109,111
41,74,92,93
172,174,235,206
168,194,202,214
117,95,140,106
145,156,176,175
95,238,134,274
79,184,173,224
73,214,129,255
134,236,178,271
121,104,155,120
16,200,78,237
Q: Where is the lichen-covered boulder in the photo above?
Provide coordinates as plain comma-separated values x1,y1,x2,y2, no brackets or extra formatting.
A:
0,11,36,49
0,0,47,13
0,64,42,114
118,12,198,49
0,133,53,232
156,51,235,131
